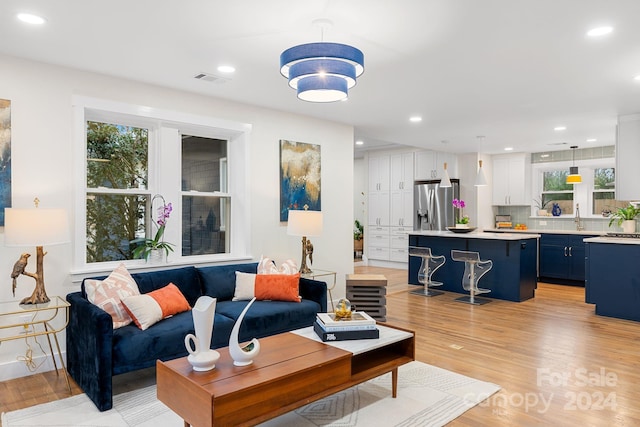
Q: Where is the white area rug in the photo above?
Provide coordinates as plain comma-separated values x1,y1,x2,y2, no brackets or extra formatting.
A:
2,361,500,427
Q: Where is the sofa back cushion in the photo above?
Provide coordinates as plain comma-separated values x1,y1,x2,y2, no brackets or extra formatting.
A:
198,262,258,301
130,266,201,306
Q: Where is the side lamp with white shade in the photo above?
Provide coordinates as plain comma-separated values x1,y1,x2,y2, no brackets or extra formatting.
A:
287,208,323,274
5,198,70,304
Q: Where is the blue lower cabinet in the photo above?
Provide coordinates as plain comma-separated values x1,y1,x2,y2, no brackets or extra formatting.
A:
586,242,640,322
539,234,596,283
408,234,537,302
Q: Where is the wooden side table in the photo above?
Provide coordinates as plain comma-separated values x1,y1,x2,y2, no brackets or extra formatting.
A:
0,296,71,392
346,274,388,321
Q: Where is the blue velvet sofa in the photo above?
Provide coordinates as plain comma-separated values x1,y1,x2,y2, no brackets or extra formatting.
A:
66,262,327,411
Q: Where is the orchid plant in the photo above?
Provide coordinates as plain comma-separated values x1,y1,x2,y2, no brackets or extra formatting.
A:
132,195,175,260
452,198,469,224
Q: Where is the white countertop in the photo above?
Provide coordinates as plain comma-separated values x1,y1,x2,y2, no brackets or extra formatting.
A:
485,228,607,236
410,230,540,240
584,236,640,245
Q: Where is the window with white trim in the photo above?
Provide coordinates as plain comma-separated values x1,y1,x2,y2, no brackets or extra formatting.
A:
73,97,251,271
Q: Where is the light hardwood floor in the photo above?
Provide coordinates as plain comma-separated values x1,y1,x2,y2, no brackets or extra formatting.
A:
1,265,639,426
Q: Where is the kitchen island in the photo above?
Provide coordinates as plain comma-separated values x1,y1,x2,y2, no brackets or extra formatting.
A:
585,236,640,322
409,230,539,302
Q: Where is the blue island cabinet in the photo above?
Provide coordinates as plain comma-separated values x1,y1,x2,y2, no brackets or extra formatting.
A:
585,240,640,322
408,233,538,302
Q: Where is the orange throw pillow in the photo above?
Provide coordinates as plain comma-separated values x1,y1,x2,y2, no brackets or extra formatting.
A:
122,283,191,330
233,272,301,302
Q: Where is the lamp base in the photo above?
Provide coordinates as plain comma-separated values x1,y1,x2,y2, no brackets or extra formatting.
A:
299,236,313,274
19,246,50,305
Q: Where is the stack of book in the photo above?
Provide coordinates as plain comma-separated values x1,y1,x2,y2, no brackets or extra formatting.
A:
313,311,379,342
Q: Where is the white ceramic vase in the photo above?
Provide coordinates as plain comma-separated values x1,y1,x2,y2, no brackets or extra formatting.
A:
184,296,220,371
147,248,166,264
622,220,636,234
229,297,261,366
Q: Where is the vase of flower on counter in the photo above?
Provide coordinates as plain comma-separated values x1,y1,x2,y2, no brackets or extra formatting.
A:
453,198,470,228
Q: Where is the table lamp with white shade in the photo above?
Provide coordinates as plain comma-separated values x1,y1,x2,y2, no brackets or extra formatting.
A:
5,198,70,304
287,208,323,274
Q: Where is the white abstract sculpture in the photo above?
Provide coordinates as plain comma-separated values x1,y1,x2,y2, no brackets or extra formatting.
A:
229,297,261,366
184,296,220,371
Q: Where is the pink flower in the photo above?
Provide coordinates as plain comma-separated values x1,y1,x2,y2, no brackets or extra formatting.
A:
452,199,466,209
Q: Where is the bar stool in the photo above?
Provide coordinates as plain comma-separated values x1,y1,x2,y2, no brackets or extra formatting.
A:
451,250,493,305
409,247,445,297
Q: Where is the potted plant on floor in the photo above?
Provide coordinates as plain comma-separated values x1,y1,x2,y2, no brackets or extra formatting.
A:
354,219,364,255
608,204,640,233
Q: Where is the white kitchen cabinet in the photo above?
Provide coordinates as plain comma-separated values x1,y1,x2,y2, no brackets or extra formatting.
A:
390,191,413,227
616,114,640,200
492,153,531,205
368,192,390,226
390,152,414,191
368,156,390,193
389,226,412,262
367,152,414,263
390,152,414,228
367,225,390,261
415,150,458,181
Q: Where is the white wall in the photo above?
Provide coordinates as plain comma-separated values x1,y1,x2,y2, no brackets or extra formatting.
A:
458,153,494,229
0,54,354,380
353,157,366,226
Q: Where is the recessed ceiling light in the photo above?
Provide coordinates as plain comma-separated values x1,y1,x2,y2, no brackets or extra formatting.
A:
409,116,422,123
554,126,566,131
540,154,550,158
355,140,364,145
217,65,235,74
586,138,597,142
587,26,613,37
17,13,46,25
504,147,513,151
634,75,640,81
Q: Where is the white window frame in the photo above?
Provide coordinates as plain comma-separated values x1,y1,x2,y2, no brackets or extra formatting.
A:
532,157,615,218
71,96,252,276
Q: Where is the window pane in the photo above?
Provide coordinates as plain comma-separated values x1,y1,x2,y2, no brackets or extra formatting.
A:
182,195,229,255
181,136,227,192
86,121,148,189
542,193,574,215
594,168,615,190
543,170,572,191
593,192,616,215
86,193,147,262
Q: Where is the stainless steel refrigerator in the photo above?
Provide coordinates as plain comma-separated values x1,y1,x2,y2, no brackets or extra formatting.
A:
414,179,460,231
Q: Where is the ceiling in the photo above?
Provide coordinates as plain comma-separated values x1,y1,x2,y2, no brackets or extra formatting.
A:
2,0,640,158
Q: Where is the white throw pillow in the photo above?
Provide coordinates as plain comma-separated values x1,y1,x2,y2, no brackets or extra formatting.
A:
85,263,140,329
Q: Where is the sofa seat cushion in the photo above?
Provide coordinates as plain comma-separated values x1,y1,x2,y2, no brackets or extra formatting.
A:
111,310,235,374
216,299,320,341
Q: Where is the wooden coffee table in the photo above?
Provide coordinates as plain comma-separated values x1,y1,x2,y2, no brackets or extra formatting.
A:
157,324,414,427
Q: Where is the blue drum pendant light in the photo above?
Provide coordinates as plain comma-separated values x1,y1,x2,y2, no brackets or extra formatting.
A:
280,19,364,102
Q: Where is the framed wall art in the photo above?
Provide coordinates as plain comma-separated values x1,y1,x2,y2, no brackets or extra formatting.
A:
0,99,11,226
279,139,321,221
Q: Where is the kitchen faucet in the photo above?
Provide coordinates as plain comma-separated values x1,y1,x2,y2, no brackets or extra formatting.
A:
575,203,584,231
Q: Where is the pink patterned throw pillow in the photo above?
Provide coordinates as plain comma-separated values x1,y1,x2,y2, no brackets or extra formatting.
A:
85,263,140,329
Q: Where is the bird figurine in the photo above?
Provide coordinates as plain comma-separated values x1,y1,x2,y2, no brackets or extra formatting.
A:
305,240,314,266
11,253,31,297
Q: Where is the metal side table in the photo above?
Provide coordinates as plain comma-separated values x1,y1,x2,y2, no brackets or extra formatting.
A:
301,269,337,311
0,296,71,392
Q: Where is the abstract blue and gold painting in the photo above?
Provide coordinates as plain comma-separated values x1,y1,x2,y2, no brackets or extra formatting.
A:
280,139,321,221
0,99,11,226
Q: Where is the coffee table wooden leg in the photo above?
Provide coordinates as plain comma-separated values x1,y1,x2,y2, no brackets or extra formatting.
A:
392,367,398,398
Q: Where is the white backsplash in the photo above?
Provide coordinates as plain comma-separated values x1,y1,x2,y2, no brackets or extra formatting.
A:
495,206,636,233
